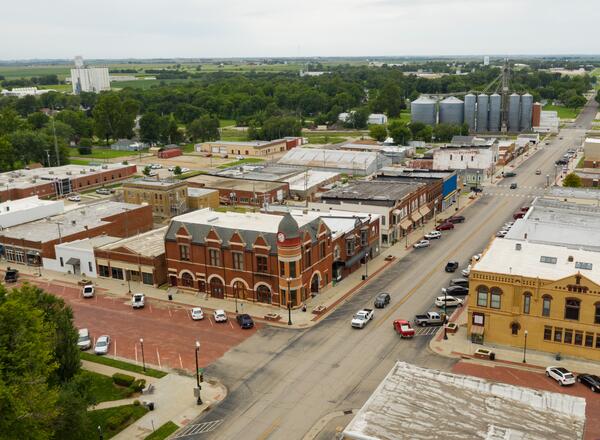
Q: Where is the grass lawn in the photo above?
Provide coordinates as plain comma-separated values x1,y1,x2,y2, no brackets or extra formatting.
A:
304,135,347,145
81,352,167,379
70,147,146,159
81,370,135,403
219,128,249,142
69,158,92,166
175,170,207,180
217,158,265,169
577,156,585,168
88,404,148,439
543,104,581,120
214,206,251,213
144,421,179,440
181,143,196,153
219,119,236,127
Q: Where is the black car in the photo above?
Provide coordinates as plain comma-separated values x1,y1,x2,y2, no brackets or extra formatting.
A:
236,314,254,329
504,172,517,177
445,261,459,273
443,285,469,296
509,183,518,189
555,159,568,166
578,374,600,392
470,186,483,193
374,292,391,308
4,268,18,283
450,278,469,288
448,215,465,224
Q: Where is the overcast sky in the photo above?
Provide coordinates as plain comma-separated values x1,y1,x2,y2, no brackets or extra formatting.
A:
2,0,598,60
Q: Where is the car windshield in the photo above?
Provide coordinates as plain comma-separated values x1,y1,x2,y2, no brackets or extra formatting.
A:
400,324,411,332
96,340,106,347
78,335,88,342
353,314,364,319
564,373,574,378
84,286,92,292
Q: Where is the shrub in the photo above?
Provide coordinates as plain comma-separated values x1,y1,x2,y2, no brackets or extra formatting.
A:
129,379,146,393
112,373,135,387
133,399,141,406
78,146,92,155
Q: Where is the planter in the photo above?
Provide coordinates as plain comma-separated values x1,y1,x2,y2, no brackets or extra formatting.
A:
474,348,495,360
445,322,458,334
312,305,327,315
264,313,281,322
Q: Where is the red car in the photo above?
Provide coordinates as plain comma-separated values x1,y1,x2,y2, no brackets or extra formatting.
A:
436,222,455,231
393,319,415,338
513,211,525,220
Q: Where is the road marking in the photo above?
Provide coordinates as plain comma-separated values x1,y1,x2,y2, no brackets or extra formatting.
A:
229,319,234,329
179,353,183,369
156,349,162,369
374,198,510,329
414,326,440,336
114,339,117,356
208,316,214,326
172,419,223,437
168,307,172,318
256,417,282,440
149,303,153,313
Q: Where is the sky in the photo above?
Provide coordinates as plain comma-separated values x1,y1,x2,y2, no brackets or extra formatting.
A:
1,0,599,60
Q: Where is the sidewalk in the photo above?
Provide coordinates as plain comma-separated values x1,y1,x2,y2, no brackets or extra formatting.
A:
430,305,600,376
81,359,226,439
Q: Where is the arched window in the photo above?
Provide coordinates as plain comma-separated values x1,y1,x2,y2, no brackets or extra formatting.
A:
565,298,581,321
510,321,521,335
333,245,341,260
523,292,532,314
181,272,194,287
476,285,489,307
256,285,271,304
233,281,246,300
490,287,502,309
595,302,600,324
542,295,552,317
210,278,224,298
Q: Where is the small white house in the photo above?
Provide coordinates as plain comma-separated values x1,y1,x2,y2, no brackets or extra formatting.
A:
43,235,119,278
368,113,388,125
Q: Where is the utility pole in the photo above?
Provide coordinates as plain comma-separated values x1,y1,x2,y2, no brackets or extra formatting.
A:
500,59,510,134
45,149,51,167
50,105,60,166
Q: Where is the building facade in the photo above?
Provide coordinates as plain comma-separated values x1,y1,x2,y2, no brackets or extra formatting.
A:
71,67,110,94
187,188,220,210
196,139,288,157
123,178,188,220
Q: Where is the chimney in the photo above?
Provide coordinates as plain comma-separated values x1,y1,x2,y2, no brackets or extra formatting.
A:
568,255,574,262
71,220,76,226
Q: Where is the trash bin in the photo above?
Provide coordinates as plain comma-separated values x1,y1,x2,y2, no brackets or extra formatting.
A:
147,401,154,411
489,352,495,361
168,294,173,301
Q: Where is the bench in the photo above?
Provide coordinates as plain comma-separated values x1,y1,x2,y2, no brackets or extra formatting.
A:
142,384,154,395
264,313,281,322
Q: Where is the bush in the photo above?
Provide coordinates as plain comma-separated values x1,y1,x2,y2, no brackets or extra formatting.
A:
129,379,146,393
78,146,92,155
112,373,135,387
133,399,141,406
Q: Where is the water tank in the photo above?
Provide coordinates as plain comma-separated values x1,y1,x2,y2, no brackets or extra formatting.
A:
508,93,521,132
476,94,489,133
411,96,437,126
488,93,501,132
520,93,533,131
464,94,476,131
439,96,464,125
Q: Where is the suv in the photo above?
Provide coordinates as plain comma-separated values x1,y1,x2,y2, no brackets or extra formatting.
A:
82,284,94,298
445,261,459,272
436,222,454,231
424,231,441,240
374,292,391,308
434,296,463,308
442,285,469,296
504,171,517,177
96,188,111,195
546,366,575,386
132,293,145,309
236,314,254,329
450,278,469,288
4,268,19,283
77,328,92,350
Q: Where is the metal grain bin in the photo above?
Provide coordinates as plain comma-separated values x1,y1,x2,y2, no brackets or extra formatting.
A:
476,94,489,132
488,93,502,132
464,94,476,131
520,93,533,131
411,96,437,126
439,96,464,125
508,93,521,132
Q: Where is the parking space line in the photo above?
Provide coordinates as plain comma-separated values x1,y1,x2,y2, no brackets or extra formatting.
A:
156,349,162,369
179,353,183,369
114,340,117,357
229,320,234,329
208,316,214,326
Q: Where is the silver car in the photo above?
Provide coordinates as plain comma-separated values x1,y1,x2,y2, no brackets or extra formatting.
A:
94,335,111,355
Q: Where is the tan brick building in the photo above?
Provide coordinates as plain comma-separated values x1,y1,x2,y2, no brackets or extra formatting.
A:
123,178,188,220
187,188,220,210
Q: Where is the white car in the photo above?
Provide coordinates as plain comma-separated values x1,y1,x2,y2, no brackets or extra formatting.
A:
82,284,94,298
150,164,162,169
472,253,482,262
546,366,576,386
132,293,145,309
235,155,244,160
504,222,514,229
424,231,442,240
181,167,190,173
77,328,92,350
461,265,471,277
434,296,463,308
94,335,111,355
413,239,430,249
168,166,175,172
191,307,204,320
213,309,227,322
67,194,81,202
496,230,508,238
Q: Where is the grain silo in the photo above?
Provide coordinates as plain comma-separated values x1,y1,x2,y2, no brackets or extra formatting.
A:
520,93,533,131
411,96,437,125
476,94,489,132
488,93,502,132
508,93,521,132
439,96,464,125
464,94,476,131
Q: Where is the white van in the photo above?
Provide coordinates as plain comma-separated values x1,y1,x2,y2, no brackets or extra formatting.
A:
77,328,92,350
132,293,145,309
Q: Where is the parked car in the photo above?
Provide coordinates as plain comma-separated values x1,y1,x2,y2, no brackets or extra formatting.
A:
4,268,19,283
448,215,465,224
181,167,190,173
535,169,541,175
96,188,111,195
351,309,374,328
82,284,95,298
150,164,162,169
413,239,430,249
450,278,469,288
509,183,518,189
94,335,111,355
442,285,469,296
436,222,454,231
504,221,515,229
168,166,175,172
496,230,508,238
445,261,459,272
77,328,92,350
213,309,228,322
414,311,443,327
236,313,254,329
434,295,463,308
235,155,244,160
504,172,517,177
577,374,600,392
393,319,415,338
470,186,483,193
513,211,525,220
132,293,145,309
555,159,568,166
374,292,391,308
67,194,81,202
424,231,441,240
191,307,204,320
471,253,481,262
461,265,471,277
546,366,576,386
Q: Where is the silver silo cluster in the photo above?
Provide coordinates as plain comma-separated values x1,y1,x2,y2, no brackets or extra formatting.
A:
508,93,521,132
520,93,533,131
439,96,464,125
476,94,489,132
464,94,476,131
488,93,502,132
410,96,437,125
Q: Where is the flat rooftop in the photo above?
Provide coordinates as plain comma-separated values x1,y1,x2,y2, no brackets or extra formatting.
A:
0,201,143,243
344,362,585,440
204,139,283,147
215,165,301,182
0,195,62,212
379,167,455,179
186,174,286,192
278,148,384,169
98,227,167,257
585,137,600,144
321,180,424,203
283,170,340,191
123,178,186,188
57,235,120,251
187,187,218,197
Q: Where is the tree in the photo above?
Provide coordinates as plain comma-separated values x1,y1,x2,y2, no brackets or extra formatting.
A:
373,83,404,117
187,115,220,142
369,124,387,142
27,112,49,129
173,166,182,175
142,165,151,176
92,94,138,145
15,95,38,116
433,123,462,143
344,108,369,129
388,120,412,145
162,114,182,144
55,110,93,141
563,173,581,187
139,112,164,144
0,107,26,136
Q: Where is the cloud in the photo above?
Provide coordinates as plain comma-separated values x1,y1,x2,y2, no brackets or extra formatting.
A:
1,0,598,59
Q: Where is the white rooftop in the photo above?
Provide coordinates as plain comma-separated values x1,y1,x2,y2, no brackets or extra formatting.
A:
57,235,120,251
344,362,585,440
279,147,385,170
283,170,340,191
0,195,59,212
97,227,167,257
289,208,378,240
187,187,218,197
585,137,600,144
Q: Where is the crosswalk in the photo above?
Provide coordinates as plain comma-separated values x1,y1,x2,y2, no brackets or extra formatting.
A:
172,420,223,438
413,326,440,336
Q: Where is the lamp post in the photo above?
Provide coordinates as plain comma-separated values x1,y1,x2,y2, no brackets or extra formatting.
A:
127,273,132,294
194,341,202,405
522,330,528,363
139,338,146,372
97,425,103,440
287,277,292,326
443,287,448,340
235,291,239,314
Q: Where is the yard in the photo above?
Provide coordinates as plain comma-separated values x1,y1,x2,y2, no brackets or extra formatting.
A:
543,104,581,120
82,370,137,403
88,404,148,439
81,352,167,379
70,147,147,159
217,157,265,168
144,421,179,440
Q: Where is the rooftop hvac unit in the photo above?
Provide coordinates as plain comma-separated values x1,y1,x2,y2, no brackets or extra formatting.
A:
49,170,54,174
71,220,76,225
66,171,72,175
80,170,86,174
102,165,108,169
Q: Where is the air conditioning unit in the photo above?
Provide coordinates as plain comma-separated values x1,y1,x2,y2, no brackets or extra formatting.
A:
48,170,54,175
66,171,72,175
102,165,108,169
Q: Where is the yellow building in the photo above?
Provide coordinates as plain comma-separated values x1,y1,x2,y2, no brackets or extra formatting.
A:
187,187,219,210
468,238,600,362
196,139,288,157
123,178,188,220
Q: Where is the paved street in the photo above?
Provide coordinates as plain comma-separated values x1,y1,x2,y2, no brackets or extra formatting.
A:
180,97,599,439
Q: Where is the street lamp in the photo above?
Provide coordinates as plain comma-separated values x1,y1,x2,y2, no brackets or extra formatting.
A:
194,341,202,405
235,290,239,314
287,277,292,326
97,425,103,440
522,330,528,363
127,273,132,293
139,338,146,372
443,287,448,340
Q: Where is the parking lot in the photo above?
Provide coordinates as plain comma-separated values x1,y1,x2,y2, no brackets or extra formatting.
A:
15,276,259,372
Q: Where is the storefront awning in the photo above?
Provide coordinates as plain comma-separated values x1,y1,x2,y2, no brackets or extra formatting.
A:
419,206,431,217
66,257,80,266
470,325,485,335
400,218,413,230
411,211,423,222
345,247,370,268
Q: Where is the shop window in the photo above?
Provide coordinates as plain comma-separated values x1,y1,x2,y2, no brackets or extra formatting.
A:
346,237,355,256
574,331,583,346
564,329,573,344
360,229,368,246
209,249,221,266
490,287,502,309
99,265,110,277
564,298,580,321
289,261,296,278
111,267,124,280
181,272,194,287
596,335,600,349
585,333,594,347
543,326,552,341
142,272,153,285
256,255,268,273
542,295,552,317
476,286,489,307
554,327,562,343
280,261,285,276
523,293,531,314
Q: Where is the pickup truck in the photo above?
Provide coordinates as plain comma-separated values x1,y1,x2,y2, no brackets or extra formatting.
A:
393,319,415,338
351,309,374,328
414,311,443,327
